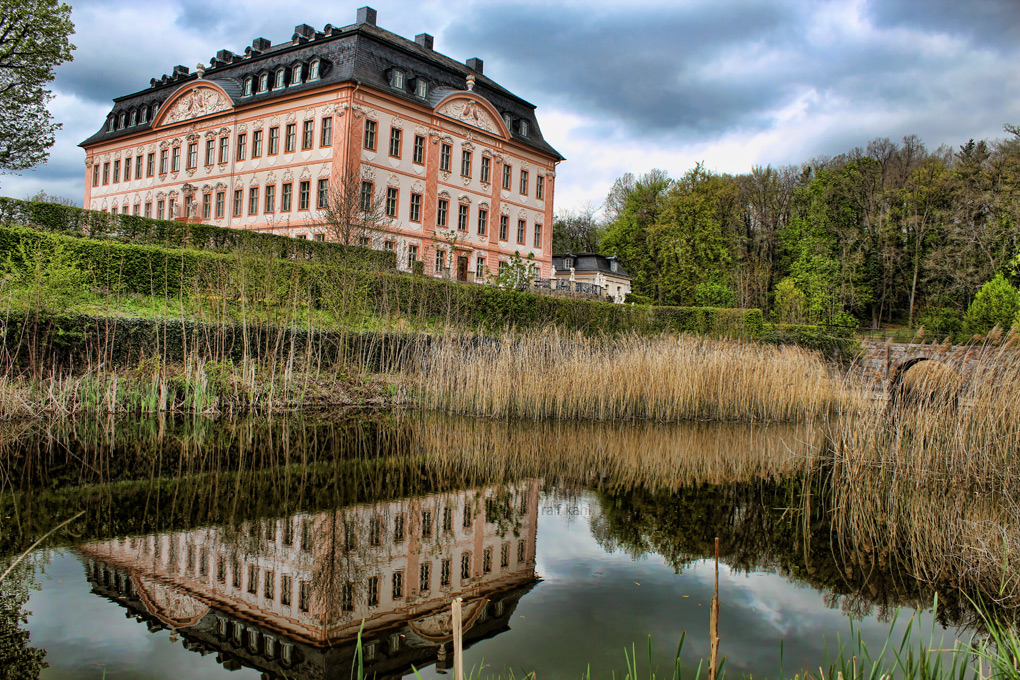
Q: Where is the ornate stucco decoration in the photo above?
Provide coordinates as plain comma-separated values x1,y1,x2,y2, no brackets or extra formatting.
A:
160,86,231,126
436,97,499,135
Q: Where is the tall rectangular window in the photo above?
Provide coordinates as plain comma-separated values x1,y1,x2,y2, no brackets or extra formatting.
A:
389,128,402,157
218,137,229,164
368,576,379,607
202,193,211,219
520,169,529,195
502,164,512,190
156,199,165,219
205,139,215,165
123,157,131,180
281,183,292,211
302,120,314,149
408,244,418,268
285,123,296,153
298,180,310,210
461,150,472,177
264,570,275,600
534,223,543,248
409,193,422,222
252,129,263,158
320,117,332,147
159,150,168,174
392,571,404,599
481,156,490,183
360,181,373,211
499,215,508,240
537,175,545,199
171,146,180,172
441,559,451,587
437,198,448,227
435,249,445,273
112,160,120,183
281,575,292,606
517,219,526,244
440,143,451,172
92,164,99,187
135,155,143,179
215,191,225,218
233,190,242,217
457,204,468,231
420,562,431,592
147,153,155,177
342,582,354,612
102,162,109,184
299,582,311,612
364,119,377,150
477,208,487,236
248,187,259,215
460,552,471,581
385,187,398,217
476,256,486,278
269,127,279,155
185,142,196,169
317,178,329,209
265,185,276,213
236,133,247,161
144,202,151,218
413,134,425,164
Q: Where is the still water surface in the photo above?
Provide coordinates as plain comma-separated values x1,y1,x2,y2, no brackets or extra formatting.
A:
0,413,975,678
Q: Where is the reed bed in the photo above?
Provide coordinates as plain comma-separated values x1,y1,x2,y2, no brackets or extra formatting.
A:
832,331,1020,489
405,330,843,423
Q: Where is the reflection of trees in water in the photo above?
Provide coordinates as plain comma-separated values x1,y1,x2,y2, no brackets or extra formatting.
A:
589,472,1016,630
0,556,48,679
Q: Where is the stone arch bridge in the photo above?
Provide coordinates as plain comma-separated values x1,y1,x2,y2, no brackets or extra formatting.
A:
856,340,989,387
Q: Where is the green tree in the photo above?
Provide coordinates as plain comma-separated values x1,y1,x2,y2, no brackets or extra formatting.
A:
962,274,1019,336
0,0,75,179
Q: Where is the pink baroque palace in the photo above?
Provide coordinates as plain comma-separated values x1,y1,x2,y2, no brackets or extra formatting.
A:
80,7,564,281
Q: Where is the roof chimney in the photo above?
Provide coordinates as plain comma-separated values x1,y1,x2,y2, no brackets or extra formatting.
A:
466,57,483,74
357,7,377,26
252,37,271,51
416,33,434,50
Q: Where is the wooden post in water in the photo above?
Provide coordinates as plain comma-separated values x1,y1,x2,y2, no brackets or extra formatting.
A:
709,537,720,680
452,596,464,680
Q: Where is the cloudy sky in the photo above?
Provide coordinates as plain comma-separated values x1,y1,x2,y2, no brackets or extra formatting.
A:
7,0,1020,212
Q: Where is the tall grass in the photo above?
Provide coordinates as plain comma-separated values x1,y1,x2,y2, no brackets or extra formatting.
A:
405,330,844,423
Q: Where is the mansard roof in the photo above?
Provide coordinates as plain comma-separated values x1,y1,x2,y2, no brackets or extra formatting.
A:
80,13,564,161
552,253,632,279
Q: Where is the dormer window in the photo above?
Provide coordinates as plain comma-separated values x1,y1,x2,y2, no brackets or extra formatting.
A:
274,68,286,89
107,117,114,132
565,257,574,269
415,78,427,98
309,59,320,80
390,69,405,90
243,77,253,96
141,106,149,123
502,113,512,131
610,260,618,273
129,110,137,126
151,102,160,119
291,64,302,85
258,73,268,93
118,112,126,128
519,120,529,137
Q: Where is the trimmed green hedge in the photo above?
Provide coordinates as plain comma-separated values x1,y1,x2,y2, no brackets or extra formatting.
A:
0,224,765,338
0,196,396,270
760,323,861,361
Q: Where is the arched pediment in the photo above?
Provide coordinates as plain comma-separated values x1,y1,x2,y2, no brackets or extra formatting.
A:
435,93,509,139
154,82,233,128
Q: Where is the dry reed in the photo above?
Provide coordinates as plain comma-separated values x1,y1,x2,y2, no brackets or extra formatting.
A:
404,330,842,423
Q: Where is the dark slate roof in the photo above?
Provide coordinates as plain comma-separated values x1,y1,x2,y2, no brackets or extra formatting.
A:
80,16,564,160
552,253,632,279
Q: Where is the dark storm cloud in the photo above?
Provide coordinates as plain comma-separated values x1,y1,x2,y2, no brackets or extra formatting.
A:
866,0,1020,49
444,1,1020,145
446,2,798,134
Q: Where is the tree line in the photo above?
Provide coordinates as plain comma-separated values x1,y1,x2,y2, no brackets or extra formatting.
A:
556,129,1020,333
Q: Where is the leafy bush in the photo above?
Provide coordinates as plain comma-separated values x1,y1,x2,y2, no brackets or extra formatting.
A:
917,306,964,340
694,281,737,308
760,323,860,362
962,274,1019,336
624,293,652,305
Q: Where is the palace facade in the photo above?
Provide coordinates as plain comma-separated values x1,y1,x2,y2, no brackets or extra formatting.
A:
80,481,540,677
80,7,563,280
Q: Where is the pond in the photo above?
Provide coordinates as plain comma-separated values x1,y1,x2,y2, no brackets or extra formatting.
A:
0,413,996,678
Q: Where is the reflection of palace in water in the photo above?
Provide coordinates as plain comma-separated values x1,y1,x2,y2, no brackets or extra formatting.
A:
79,480,540,679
